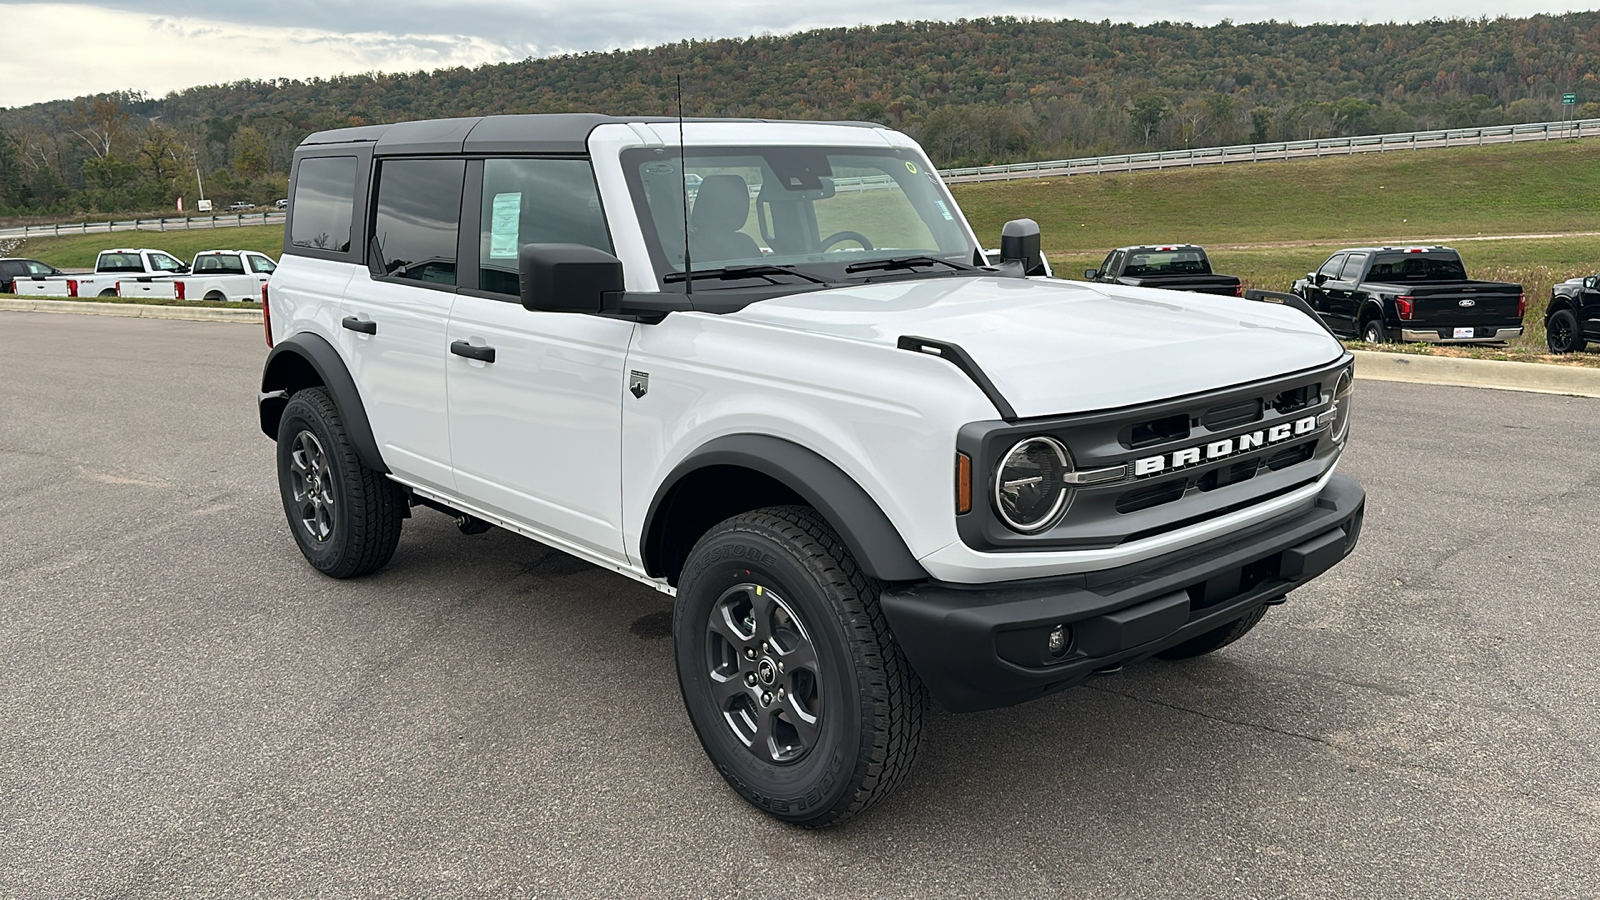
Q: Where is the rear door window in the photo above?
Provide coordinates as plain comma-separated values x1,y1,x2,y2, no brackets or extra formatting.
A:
1338,253,1368,282
290,156,359,253
371,158,466,286
477,158,611,296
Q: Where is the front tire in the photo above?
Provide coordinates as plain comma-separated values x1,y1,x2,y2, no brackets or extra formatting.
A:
674,506,924,827
1547,309,1586,354
276,387,404,578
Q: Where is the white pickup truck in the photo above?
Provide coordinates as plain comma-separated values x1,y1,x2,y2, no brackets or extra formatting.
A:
10,248,188,298
117,250,276,302
12,248,275,301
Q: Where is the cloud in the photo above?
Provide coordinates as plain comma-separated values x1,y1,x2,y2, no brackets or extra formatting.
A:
0,4,533,107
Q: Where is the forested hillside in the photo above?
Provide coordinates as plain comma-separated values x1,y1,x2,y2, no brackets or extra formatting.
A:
5,12,1600,216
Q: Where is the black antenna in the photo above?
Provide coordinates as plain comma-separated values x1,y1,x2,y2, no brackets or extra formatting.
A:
677,75,692,295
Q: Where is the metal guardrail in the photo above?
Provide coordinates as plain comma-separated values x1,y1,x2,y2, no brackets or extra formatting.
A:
0,210,285,241
939,118,1600,183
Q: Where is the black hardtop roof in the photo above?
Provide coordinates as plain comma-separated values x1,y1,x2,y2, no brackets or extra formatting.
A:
299,114,883,157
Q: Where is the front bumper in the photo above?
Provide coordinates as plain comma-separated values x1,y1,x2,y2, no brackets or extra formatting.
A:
1401,326,1523,343
880,473,1365,712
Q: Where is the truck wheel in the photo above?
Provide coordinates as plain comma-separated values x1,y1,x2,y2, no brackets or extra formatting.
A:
275,386,404,578
1361,318,1386,344
1156,604,1269,660
674,506,924,827
1547,309,1586,354
204,291,227,303
97,289,117,298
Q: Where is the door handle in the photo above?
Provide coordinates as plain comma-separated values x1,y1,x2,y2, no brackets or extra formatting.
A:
450,340,495,363
341,316,377,335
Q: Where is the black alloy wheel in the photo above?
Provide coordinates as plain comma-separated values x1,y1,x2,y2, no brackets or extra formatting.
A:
1362,319,1386,344
1547,309,1587,354
705,582,823,764
674,506,924,827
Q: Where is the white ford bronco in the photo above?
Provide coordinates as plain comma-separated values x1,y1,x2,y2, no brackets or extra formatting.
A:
259,114,1364,826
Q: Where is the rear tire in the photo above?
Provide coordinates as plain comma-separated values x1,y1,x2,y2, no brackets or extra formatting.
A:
204,291,227,303
1156,604,1270,660
674,506,924,827
1547,309,1586,354
1361,318,1386,344
275,387,404,578
97,289,117,298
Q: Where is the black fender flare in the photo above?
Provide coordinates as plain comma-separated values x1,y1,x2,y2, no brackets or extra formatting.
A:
643,434,928,583
1360,298,1387,329
258,332,388,473
1547,293,1575,320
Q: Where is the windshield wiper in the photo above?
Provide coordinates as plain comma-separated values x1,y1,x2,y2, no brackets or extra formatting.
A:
663,264,828,286
844,255,980,275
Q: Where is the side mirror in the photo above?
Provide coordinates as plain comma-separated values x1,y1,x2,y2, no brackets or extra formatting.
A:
1084,268,1099,280
519,243,624,313
998,218,1043,276
1587,277,1596,289
1313,272,1327,286
177,265,191,274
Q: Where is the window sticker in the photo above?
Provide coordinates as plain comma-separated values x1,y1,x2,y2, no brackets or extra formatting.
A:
934,199,954,221
489,192,522,259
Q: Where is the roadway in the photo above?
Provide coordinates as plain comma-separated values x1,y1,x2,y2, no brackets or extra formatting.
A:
1,312,1596,897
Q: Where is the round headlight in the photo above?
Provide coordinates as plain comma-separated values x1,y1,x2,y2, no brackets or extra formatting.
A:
1331,367,1354,443
994,436,1073,533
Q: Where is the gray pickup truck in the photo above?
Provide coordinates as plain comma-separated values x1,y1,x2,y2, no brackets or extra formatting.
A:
1083,244,1242,296
1292,246,1524,344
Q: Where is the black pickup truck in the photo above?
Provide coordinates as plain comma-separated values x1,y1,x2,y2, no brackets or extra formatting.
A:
1292,246,1524,344
1083,244,1242,296
1544,275,1600,353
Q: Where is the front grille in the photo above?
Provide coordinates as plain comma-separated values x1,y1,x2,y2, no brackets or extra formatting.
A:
955,357,1348,553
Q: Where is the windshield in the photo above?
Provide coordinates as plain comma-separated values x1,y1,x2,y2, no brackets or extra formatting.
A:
622,145,977,289
1124,249,1212,277
1367,251,1468,282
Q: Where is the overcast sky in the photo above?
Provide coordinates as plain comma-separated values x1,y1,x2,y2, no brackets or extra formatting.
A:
3,1,1594,108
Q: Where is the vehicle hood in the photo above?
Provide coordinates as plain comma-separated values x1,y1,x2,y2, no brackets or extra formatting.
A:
727,275,1345,418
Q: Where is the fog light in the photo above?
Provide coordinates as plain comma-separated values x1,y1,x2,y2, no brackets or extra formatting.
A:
1047,625,1069,657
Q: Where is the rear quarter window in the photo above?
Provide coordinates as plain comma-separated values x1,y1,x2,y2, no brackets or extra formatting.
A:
289,156,359,253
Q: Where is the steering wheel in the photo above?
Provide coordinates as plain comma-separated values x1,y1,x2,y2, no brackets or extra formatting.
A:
819,231,874,252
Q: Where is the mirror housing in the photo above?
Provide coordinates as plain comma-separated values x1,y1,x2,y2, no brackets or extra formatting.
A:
1084,268,1099,280
519,243,624,313
998,218,1044,277
1313,272,1328,286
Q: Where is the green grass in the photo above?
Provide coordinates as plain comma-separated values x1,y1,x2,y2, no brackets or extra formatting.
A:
12,225,285,269
950,139,1600,252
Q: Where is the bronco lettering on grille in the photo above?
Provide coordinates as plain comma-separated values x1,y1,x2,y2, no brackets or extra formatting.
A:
1133,414,1319,477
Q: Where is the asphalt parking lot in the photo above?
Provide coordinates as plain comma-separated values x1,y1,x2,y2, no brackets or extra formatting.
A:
2,312,1597,898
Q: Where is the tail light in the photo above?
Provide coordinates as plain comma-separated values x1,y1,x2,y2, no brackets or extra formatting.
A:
1517,292,1527,317
1395,295,1414,320
1233,284,1244,297
175,281,186,300
262,284,273,348
114,282,121,297
67,279,79,297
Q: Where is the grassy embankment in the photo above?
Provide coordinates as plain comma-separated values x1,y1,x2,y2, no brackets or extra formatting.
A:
953,138,1600,366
